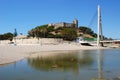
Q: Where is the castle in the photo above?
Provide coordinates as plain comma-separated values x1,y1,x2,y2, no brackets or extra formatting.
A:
48,19,78,29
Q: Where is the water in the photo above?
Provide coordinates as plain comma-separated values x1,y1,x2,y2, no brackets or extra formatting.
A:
0,49,120,80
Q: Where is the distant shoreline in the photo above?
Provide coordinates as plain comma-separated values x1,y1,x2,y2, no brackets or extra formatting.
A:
0,43,110,65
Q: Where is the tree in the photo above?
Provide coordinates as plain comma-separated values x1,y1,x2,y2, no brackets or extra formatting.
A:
0,32,13,40
0,34,4,40
35,26,48,38
28,29,36,38
4,32,13,40
28,25,48,39
47,26,54,32
61,28,77,41
14,28,17,37
79,26,96,37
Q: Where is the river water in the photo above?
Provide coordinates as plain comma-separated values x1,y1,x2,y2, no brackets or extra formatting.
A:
0,49,120,80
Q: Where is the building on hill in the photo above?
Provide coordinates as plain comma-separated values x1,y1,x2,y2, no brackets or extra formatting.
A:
48,19,78,29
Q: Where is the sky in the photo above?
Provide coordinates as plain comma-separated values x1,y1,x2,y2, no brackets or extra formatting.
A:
0,0,120,39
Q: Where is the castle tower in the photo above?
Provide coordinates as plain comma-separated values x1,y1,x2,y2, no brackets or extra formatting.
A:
73,19,78,28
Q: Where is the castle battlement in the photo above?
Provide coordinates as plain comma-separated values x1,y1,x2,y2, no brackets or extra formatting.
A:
48,19,78,29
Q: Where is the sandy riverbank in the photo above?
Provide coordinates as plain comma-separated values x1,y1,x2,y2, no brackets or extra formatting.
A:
0,43,110,65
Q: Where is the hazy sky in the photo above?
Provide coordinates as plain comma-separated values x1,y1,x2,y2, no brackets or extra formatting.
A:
0,0,120,39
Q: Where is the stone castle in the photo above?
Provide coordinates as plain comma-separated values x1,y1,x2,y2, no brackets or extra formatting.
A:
48,19,78,29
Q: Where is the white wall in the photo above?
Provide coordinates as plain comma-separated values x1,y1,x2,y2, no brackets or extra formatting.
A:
0,38,63,45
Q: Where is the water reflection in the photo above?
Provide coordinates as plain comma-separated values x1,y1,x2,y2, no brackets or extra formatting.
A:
98,50,105,80
92,50,108,80
1,49,120,80
27,51,93,74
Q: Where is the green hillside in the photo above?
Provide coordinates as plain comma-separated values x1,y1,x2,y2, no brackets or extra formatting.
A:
28,25,99,41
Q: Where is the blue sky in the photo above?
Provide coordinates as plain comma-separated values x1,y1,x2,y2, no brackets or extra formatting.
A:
0,0,120,39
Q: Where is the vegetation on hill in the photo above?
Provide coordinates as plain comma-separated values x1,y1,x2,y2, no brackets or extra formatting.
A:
0,25,108,41
28,25,98,41
79,26,97,37
61,28,77,41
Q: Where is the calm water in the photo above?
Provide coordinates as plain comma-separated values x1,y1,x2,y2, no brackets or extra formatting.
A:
0,49,120,80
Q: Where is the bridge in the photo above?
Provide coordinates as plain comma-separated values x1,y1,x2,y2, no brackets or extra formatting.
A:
100,40,120,44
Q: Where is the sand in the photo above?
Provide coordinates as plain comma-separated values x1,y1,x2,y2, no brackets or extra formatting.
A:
0,43,109,65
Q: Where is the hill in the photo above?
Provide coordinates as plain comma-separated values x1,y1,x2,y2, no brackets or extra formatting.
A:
28,25,98,41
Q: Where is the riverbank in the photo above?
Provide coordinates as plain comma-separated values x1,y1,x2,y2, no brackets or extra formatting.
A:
0,43,110,65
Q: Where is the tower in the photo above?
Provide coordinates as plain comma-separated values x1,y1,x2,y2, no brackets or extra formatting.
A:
97,5,103,47
73,19,78,28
